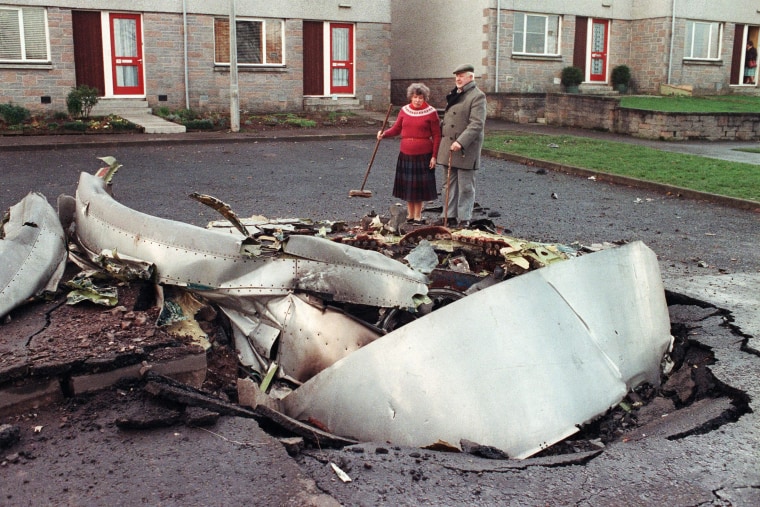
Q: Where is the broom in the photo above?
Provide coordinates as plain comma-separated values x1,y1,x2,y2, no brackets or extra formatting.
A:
349,104,393,198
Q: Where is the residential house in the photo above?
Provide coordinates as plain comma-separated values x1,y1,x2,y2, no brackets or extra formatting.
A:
390,0,760,106
0,1,391,115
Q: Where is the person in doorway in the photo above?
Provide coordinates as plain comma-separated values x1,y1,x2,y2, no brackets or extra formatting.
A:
377,83,441,224
744,41,757,84
437,64,487,228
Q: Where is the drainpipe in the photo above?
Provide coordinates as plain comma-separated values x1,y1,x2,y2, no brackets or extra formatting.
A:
667,0,676,84
495,0,501,92
229,0,240,132
183,0,189,109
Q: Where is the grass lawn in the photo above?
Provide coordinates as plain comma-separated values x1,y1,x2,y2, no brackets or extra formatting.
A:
620,95,760,113
483,132,760,203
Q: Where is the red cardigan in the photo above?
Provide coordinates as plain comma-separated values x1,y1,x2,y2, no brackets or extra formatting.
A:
382,103,441,157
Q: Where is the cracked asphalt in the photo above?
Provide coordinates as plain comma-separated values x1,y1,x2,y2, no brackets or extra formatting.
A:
1,127,759,506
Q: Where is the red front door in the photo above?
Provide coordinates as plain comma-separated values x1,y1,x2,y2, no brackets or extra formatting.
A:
109,13,144,95
329,23,354,95
589,19,609,83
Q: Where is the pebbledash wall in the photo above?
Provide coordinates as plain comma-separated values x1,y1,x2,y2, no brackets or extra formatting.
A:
0,2,391,115
488,93,760,141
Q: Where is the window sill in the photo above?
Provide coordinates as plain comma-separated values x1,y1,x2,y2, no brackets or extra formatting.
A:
0,62,53,70
682,59,723,66
214,65,287,73
511,54,562,61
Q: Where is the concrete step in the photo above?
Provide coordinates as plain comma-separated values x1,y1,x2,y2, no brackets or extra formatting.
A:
91,98,151,116
579,84,619,96
118,112,187,134
303,97,363,112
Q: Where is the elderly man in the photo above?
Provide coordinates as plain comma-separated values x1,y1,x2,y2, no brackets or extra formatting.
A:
437,63,487,228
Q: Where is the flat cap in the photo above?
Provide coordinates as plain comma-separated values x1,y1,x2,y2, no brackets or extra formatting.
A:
452,63,474,74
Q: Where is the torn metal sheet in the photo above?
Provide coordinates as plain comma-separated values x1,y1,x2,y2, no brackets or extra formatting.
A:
226,292,384,384
281,241,672,459
72,172,427,308
70,171,427,381
1,192,67,319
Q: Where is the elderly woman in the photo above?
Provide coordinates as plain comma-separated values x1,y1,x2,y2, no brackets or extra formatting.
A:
378,83,441,224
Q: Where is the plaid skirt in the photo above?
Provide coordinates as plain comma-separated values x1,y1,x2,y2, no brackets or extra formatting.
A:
392,152,438,202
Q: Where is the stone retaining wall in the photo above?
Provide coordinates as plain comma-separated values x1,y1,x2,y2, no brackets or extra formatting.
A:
488,93,760,141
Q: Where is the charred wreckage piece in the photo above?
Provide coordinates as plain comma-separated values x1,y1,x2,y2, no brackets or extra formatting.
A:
1,163,673,459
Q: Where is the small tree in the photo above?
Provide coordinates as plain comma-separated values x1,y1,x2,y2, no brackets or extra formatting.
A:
66,85,100,119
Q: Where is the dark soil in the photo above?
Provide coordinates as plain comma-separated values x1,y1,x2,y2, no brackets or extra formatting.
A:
0,110,381,136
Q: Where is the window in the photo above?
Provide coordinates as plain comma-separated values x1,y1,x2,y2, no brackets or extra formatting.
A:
684,21,721,59
214,18,284,66
513,13,560,55
0,6,49,62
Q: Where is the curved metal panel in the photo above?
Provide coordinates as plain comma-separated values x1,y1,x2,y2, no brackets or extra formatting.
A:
1,193,67,318
73,172,427,308
282,241,672,459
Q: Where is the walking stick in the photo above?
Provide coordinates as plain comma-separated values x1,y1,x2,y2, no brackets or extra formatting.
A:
443,151,452,227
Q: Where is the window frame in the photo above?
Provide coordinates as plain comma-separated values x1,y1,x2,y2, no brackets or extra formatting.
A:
683,20,722,61
0,5,51,64
512,12,561,57
214,17,285,67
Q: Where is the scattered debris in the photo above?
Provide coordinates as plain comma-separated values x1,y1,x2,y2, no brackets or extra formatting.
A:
330,462,352,482
1,160,677,460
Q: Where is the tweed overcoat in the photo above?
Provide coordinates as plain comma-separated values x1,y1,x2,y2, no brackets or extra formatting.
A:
437,80,487,170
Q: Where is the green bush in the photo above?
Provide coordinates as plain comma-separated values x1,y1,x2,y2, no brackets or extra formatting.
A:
53,111,69,120
0,103,31,125
560,66,584,87
66,85,100,119
183,119,214,130
155,106,171,117
63,120,87,132
109,116,139,131
47,122,60,130
284,117,317,128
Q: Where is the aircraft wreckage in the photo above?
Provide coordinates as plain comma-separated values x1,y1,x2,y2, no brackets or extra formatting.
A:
1,164,673,459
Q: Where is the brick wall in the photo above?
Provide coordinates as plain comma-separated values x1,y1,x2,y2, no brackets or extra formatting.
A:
143,12,187,111
619,109,760,141
490,11,574,94
487,93,545,124
0,8,76,114
355,23,392,111
665,19,733,94
1,11,389,115
627,17,670,94
490,93,760,141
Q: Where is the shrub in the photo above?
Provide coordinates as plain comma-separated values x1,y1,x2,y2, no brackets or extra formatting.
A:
284,117,317,128
560,66,584,87
0,103,31,125
109,116,139,131
183,119,214,130
47,122,60,130
63,120,87,132
66,85,100,119
611,65,631,87
53,111,69,120
155,106,171,117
